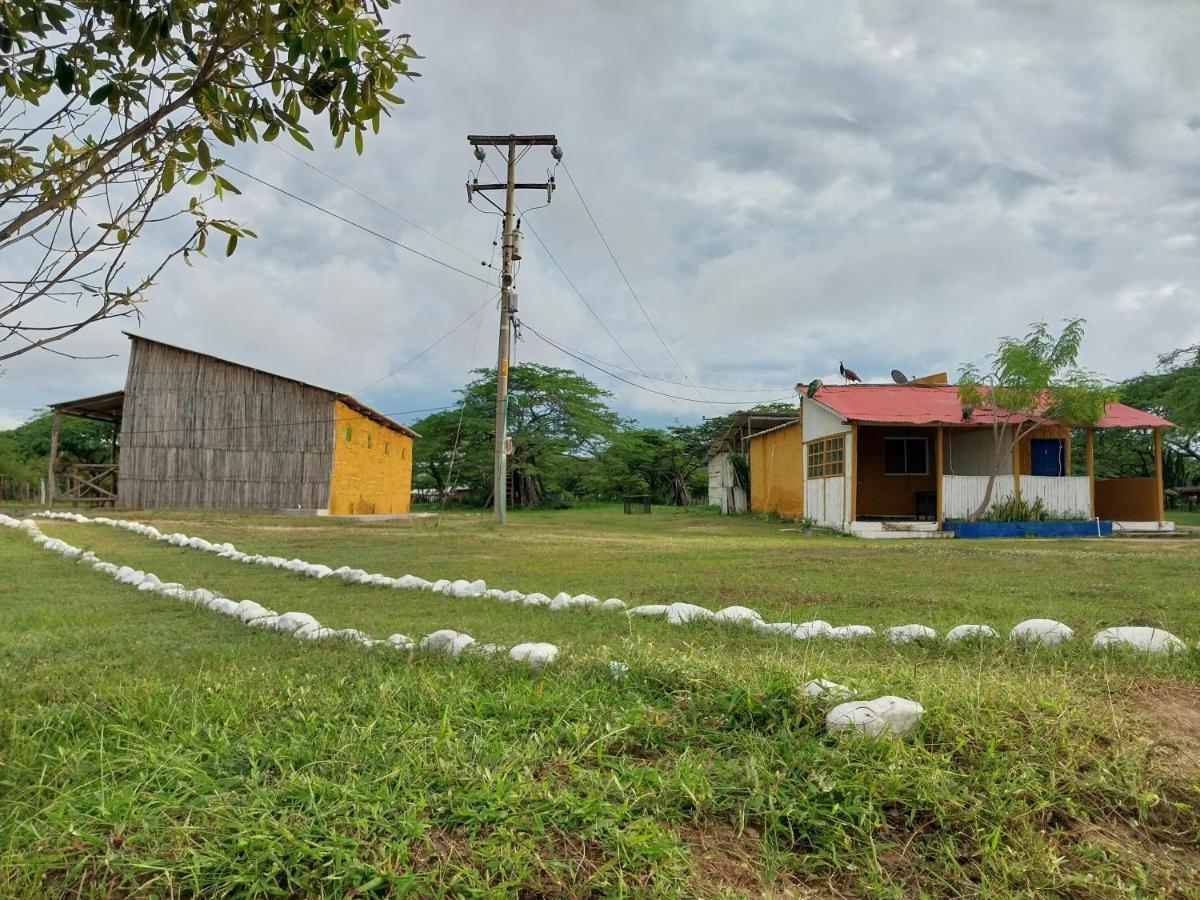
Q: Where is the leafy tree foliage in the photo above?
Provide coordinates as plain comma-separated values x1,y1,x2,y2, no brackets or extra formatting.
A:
958,319,1116,520
1079,343,1200,490
1,0,419,364
412,364,622,508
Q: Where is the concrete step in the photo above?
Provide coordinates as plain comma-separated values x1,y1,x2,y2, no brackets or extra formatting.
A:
855,529,954,540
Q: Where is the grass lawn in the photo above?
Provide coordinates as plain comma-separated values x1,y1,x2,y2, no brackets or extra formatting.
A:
3,505,1200,897
1170,510,1200,527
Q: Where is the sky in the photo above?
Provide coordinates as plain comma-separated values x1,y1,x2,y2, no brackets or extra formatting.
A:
3,0,1200,431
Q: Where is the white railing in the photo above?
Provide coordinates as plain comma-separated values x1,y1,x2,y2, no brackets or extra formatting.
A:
942,475,1016,520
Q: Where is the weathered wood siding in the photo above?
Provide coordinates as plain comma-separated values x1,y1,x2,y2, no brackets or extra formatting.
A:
117,339,334,509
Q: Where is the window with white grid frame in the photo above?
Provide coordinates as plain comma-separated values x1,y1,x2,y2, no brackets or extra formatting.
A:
807,434,846,479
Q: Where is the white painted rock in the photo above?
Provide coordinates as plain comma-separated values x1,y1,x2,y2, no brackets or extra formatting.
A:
430,579,451,593
294,624,337,641
234,600,276,622
306,564,334,578
419,630,476,656
826,696,925,737
326,627,373,644
387,633,414,649
945,624,999,643
508,642,559,667
208,598,241,616
271,611,320,634
523,592,552,607
627,604,669,617
666,603,715,625
829,625,876,640
1092,626,1186,654
1010,619,1074,646
395,575,428,589
418,629,462,652
885,624,938,644
601,598,626,611
713,606,763,625
549,592,580,611
802,679,853,701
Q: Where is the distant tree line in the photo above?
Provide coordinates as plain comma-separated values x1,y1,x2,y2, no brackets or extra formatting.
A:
408,363,793,508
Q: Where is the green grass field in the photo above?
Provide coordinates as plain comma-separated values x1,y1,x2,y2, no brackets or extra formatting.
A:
3,506,1200,897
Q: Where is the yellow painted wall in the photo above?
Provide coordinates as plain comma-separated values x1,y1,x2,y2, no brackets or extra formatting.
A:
749,423,804,518
328,400,414,515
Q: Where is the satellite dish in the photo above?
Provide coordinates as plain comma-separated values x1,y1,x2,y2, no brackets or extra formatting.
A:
891,369,909,384
806,378,824,399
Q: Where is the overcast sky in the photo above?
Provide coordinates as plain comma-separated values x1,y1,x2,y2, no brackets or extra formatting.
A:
3,0,1200,430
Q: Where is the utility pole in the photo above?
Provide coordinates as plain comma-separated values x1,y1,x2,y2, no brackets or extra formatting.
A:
466,134,560,525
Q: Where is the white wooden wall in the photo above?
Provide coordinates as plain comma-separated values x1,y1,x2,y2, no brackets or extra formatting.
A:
802,397,847,440
805,474,849,529
1022,476,1091,517
707,452,747,514
942,475,1017,519
800,398,852,529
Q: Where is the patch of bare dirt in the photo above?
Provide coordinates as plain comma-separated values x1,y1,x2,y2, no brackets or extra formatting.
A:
679,823,838,899
1130,682,1200,776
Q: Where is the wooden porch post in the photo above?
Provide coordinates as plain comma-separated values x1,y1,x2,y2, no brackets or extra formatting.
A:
1085,427,1095,518
1154,427,1165,523
849,423,858,524
47,409,60,506
1011,430,1021,502
935,426,944,528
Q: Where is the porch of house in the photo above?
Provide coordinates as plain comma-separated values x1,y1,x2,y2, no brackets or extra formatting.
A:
846,423,1169,539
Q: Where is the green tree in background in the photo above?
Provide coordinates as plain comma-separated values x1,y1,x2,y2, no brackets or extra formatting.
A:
1082,343,1200,491
1,0,419,365
412,364,622,508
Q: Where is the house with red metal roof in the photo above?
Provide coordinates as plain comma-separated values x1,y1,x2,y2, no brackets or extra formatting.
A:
748,382,1173,537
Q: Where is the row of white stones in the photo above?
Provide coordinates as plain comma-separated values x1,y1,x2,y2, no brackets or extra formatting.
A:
630,605,1190,655
31,511,1190,655
2,515,560,668
12,514,925,738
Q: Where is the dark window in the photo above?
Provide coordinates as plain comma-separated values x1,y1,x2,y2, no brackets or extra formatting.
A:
884,437,929,476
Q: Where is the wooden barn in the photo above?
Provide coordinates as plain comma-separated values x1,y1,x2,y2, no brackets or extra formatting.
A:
47,334,417,514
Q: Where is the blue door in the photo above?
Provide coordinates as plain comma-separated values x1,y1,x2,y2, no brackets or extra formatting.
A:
1030,438,1065,476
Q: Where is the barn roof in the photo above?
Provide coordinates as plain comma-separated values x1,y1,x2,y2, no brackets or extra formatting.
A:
117,333,420,438
49,389,126,423
809,384,1172,429
705,410,801,460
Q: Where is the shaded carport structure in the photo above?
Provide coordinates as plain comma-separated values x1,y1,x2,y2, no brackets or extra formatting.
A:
47,389,124,506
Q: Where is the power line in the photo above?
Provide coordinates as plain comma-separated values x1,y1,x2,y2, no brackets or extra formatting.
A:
482,159,652,379
525,322,795,406
561,160,710,404
226,164,493,286
354,291,499,395
269,144,482,265
528,326,791,394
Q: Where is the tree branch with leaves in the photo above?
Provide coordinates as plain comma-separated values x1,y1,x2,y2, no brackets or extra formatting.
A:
957,318,1116,521
0,0,419,366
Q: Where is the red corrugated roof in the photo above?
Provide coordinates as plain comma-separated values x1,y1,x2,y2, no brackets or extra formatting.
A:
811,385,1172,429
